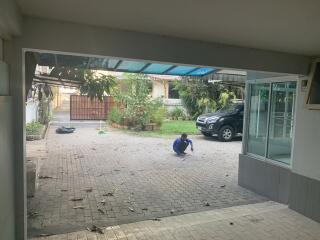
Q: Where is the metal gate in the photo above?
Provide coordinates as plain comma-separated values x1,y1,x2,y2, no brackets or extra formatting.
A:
70,95,115,120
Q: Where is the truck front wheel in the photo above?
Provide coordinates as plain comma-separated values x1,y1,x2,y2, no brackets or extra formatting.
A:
218,126,234,142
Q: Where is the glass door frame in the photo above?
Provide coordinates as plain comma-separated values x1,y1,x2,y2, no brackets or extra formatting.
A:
243,75,298,168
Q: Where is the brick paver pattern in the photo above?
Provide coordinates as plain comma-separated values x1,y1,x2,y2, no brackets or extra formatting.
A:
30,201,320,240
27,126,266,236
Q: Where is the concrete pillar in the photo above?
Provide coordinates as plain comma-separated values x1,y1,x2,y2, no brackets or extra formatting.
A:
0,38,3,60
0,37,16,240
3,39,26,240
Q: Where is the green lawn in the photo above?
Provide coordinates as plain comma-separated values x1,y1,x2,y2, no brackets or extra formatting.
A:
125,120,200,137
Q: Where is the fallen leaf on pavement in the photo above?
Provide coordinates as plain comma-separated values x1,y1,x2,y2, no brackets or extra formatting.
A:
39,175,55,179
98,209,105,214
70,197,84,201
39,234,53,237
103,192,114,197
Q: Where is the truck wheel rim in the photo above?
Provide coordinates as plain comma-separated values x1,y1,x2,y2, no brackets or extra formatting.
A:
223,129,232,139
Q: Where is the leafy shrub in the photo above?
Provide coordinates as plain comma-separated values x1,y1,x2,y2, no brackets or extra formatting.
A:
108,107,124,124
169,107,186,120
151,107,167,126
115,73,162,130
218,90,236,108
26,121,44,135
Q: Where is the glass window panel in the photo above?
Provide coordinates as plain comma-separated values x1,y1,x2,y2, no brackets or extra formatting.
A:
143,63,173,74
39,53,56,66
117,60,147,72
247,83,270,156
89,58,109,69
267,82,296,165
189,67,216,76
108,59,120,69
168,81,179,99
168,66,196,75
57,55,89,68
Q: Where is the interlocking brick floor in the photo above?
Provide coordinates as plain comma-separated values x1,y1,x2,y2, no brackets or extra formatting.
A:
27,126,266,237
30,201,320,240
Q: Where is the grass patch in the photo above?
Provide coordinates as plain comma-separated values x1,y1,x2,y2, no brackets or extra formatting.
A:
26,121,44,135
124,120,200,137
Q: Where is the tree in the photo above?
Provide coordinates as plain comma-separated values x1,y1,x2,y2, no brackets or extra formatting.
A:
80,70,116,101
29,83,54,124
174,77,238,119
114,73,161,130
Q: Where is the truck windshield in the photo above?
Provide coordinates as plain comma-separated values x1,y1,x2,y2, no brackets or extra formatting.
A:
217,103,238,113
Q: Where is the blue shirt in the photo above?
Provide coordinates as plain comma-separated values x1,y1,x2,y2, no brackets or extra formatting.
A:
173,138,193,153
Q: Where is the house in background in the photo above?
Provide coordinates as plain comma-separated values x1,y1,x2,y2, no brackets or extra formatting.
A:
148,74,183,111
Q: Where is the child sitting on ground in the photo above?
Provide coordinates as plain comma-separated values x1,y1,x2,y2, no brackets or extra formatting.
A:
173,133,194,156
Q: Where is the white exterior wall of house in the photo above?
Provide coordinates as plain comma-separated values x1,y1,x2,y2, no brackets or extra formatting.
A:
152,80,166,98
152,80,184,112
164,98,184,112
292,80,320,181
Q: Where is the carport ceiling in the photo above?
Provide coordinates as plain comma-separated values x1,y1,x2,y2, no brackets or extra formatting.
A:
38,53,217,77
17,0,320,56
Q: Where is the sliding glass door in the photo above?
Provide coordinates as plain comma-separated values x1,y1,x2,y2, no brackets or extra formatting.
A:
247,83,270,156
246,80,297,165
267,82,296,164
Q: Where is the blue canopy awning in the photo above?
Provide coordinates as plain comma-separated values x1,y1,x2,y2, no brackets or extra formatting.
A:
38,53,217,77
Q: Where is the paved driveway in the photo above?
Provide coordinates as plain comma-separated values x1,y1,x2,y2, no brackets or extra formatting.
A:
27,126,266,237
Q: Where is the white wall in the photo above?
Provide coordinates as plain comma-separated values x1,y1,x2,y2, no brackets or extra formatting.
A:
0,100,15,239
152,81,166,98
292,80,320,181
25,99,38,123
0,38,2,58
18,17,311,75
164,99,184,112
0,39,10,96
0,0,21,39
0,38,16,240
0,61,9,95
3,39,26,240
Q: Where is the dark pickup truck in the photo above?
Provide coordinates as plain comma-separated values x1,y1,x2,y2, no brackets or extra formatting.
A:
196,102,244,141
